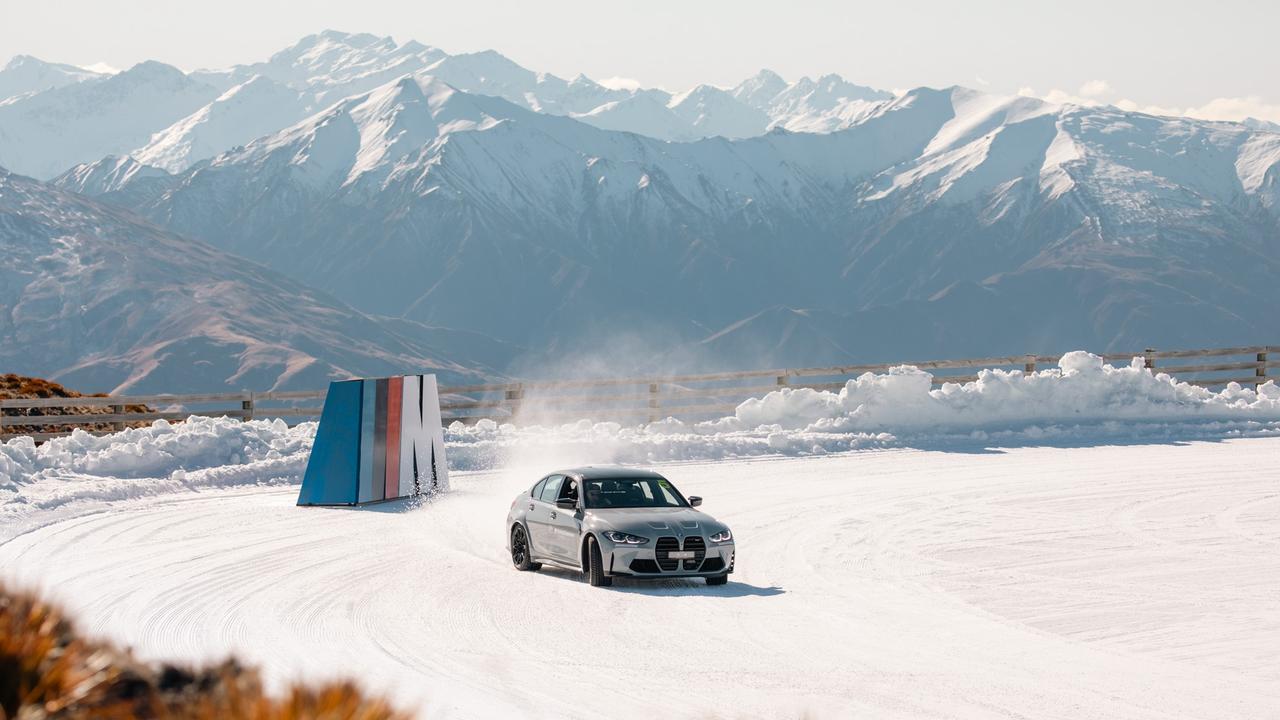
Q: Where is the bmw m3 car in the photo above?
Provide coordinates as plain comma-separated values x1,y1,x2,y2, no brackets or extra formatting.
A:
505,466,735,587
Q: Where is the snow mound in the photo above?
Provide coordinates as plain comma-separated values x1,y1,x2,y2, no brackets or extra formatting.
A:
725,351,1280,431
447,353,1280,467
1,417,314,536
4,353,1279,537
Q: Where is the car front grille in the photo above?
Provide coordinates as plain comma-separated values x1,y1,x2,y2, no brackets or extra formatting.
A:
700,556,725,573
655,536,680,571
683,536,706,570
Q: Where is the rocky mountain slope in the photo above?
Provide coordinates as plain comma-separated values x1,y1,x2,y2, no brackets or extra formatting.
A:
0,167,507,392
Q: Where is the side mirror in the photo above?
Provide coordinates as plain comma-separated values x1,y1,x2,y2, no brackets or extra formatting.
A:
688,496,702,507
555,498,577,509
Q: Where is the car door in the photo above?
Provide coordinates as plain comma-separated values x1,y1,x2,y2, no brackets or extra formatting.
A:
526,475,563,557
547,477,583,566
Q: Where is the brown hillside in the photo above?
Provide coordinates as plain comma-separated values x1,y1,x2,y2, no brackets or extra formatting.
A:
0,375,153,435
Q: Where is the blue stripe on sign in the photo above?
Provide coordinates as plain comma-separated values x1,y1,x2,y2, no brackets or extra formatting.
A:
357,379,376,503
297,379,363,506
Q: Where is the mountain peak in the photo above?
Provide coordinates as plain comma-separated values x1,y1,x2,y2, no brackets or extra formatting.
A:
4,54,40,70
1,54,104,84
268,30,395,65
400,39,432,54
749,68,786,83
732,69,788,109
119,60,189,82
317,30,387,47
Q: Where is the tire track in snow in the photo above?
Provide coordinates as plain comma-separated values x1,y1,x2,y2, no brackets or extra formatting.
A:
3,444,1280,718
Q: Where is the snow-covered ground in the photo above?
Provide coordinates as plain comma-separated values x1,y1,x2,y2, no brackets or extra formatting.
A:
3,442,1279,718
3,356,1280,717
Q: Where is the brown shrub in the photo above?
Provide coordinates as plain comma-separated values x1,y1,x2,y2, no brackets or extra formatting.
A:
0,584,411,720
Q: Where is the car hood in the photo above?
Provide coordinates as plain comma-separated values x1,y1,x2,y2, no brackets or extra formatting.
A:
585,507,726,537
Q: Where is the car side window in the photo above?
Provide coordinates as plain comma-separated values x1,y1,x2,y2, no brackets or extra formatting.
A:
538,475,564,503
531,478,548,498
559,477,578,502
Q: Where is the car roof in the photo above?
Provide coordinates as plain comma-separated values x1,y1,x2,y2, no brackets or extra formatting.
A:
556,466,666,480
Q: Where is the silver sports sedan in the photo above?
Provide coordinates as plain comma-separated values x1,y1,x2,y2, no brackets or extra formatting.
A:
505,466,735,587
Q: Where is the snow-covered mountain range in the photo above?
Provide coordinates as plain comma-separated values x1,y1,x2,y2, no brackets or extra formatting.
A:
54,74,1280,368
0,167,508,392
4,31,1280,387
0,31,890,177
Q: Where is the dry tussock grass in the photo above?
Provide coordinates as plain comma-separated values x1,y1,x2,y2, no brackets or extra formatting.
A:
0,375,153,435
0,584,411,720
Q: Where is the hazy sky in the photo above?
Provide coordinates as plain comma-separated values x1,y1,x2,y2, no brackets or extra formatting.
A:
4,0,1278,120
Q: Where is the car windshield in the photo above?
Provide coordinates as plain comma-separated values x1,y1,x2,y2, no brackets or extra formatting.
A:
583,477,687,509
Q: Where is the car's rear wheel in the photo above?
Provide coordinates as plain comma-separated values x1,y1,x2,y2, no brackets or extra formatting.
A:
586,536,612,587
706,573,729,586
511,525,540,571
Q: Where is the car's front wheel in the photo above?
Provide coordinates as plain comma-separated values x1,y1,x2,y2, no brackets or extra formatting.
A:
511,525,541,572
706,573,729,586
586,535,612,587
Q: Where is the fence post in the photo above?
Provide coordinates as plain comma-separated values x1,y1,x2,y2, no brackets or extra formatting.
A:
242,392,254,421
648,383,660,423
112,404,125,432
1258,351,1268,388
1023,354,1037,374
1144,348,1156,371
505,384,524,419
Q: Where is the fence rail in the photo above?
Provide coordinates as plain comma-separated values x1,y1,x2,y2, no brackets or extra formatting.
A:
3,345,1273,442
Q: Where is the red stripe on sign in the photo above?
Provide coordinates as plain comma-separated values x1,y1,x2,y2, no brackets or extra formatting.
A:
385,376,402,499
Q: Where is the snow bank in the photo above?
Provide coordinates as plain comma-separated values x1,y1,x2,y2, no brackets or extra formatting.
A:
446,353,1280,467
1,417,314,537
5,353,1280,537
724,351,1280,431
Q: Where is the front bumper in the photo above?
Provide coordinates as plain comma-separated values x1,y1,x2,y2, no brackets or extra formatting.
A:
601,536,735,578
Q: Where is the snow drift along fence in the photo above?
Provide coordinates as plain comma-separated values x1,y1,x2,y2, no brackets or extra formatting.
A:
2,345,1275,441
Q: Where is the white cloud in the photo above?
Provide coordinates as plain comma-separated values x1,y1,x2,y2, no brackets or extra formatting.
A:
1019,86,1105,107
1078,79,1111,98
1183,96,1280,124
79,61,120,75
1111,98,1184,117
1019,81,1280,124
598,76,643,91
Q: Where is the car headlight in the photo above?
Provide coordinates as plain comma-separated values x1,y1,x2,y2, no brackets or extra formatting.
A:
603,530,649,545
709,529,733,543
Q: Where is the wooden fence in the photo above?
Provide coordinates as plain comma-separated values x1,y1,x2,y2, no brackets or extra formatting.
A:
2,345,1274,442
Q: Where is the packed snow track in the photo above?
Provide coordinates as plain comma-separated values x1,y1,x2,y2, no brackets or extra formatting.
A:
3,440,1279,719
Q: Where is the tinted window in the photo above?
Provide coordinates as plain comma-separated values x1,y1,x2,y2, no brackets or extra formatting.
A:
530,478,547,498
583,477,687,509
538,475,565,503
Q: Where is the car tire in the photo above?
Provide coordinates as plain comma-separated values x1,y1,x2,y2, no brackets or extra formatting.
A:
511,524,541,572
706,573,729,586
586,536,612,587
